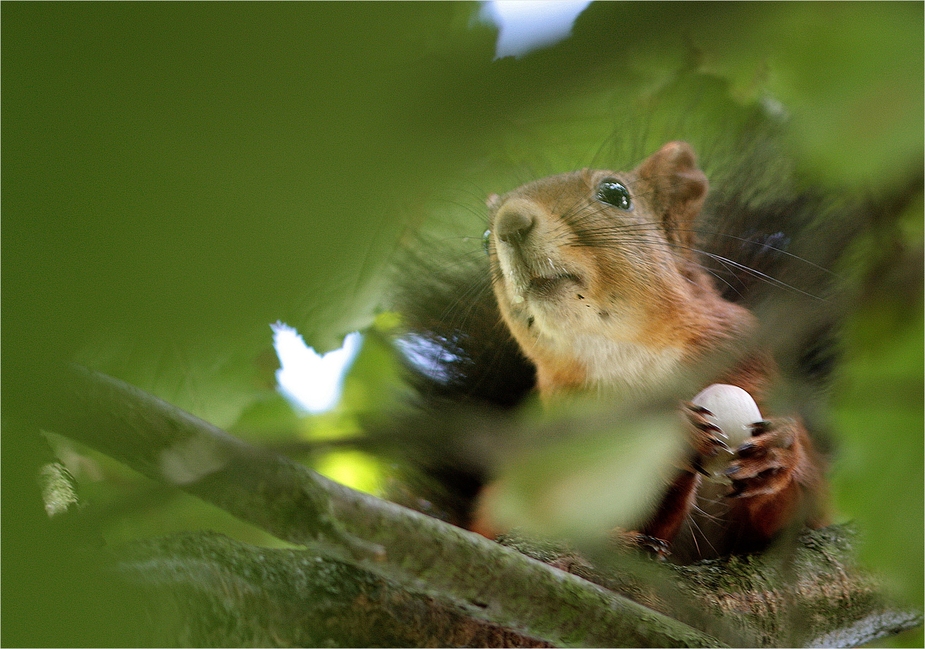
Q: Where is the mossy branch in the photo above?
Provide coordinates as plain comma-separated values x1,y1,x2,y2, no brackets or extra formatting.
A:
118,530,555,647
40,365,719,647
33,365,921,647
115,527,920,648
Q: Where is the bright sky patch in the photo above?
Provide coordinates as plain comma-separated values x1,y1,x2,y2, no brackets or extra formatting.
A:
271,322,363,414
479,0,593,59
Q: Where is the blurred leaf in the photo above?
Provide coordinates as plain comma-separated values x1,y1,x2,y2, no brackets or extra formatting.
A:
314,450,384,496
4,2,922,644
487,411,684,539
831,307,924,611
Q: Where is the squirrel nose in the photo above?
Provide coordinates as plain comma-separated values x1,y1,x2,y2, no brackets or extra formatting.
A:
494,200,538,244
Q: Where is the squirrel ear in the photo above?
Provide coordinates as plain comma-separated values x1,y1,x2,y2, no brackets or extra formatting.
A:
486,193,502,211
636,141,708,245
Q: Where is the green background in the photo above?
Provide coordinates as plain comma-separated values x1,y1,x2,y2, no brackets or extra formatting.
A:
4,3,922,645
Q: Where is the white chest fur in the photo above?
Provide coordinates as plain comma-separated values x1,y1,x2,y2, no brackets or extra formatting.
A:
569,333,684,394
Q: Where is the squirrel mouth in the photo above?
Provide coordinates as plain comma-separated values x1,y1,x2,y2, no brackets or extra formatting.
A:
527,273,581,297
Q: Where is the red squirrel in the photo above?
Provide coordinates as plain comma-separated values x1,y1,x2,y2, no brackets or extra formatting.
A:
480,141,826,559
391,141,831,561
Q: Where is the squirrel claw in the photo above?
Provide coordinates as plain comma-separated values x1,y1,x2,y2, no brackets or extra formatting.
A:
695,420,725,435
612,529,672,559
735,441,762,459
749,419,774,436
727,467,786,498
685,403,714,417
683,402,731,465
632,533,672,559
692,459,712,477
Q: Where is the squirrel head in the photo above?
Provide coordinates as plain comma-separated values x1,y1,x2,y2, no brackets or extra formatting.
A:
485,141,741,396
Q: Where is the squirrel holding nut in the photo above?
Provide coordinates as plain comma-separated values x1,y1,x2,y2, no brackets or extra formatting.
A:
389,139,841,562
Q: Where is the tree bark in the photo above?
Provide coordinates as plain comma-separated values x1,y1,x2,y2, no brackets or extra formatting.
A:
26,365,923,646
113,525,921,648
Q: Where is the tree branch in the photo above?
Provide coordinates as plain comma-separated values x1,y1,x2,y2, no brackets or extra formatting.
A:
30,365,922,647
501,525,922,647
117,530,554,647
114,526,921,648
37,365,721,647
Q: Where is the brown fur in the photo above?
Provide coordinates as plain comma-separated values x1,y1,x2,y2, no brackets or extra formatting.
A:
484,141,826,560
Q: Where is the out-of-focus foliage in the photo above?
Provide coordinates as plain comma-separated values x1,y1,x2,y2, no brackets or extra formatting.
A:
4,2,921,645
487,409,684,538
829,193,924,647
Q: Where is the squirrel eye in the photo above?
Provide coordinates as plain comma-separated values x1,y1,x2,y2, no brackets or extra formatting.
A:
596,180,632,211
482,229,492,255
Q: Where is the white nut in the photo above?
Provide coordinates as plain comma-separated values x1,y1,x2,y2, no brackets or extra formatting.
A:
691,383,763,481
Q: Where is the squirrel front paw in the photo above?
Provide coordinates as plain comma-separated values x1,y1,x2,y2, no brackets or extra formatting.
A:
725,418,800,499
682,402,732,477
610,528,672,560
